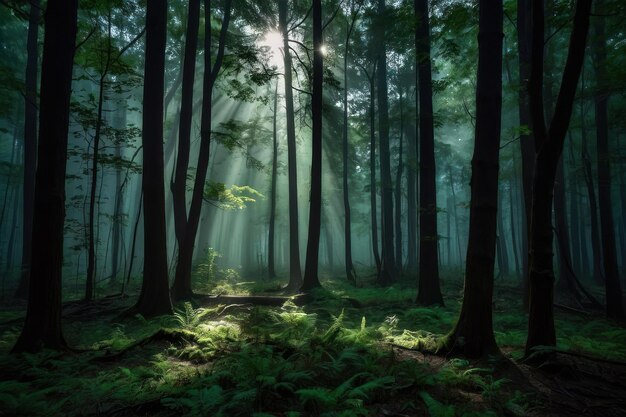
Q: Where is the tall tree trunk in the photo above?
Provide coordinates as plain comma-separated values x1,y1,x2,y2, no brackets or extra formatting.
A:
368,71,382,275
110,96,127,285
496,188,509,277
16,0,40,299
580,99,604,284
406,105,417,271
446,0,502,357
415,0,442,305
592,8,623,319
268,81,279,280
376,0,396,286
134,0,172,317
170,0,232,300
342,5,359,285
554,158,578,295
509,178,521,278
395,90,404,273
525,0,591,356
12,0,78,353
278,0,303,291
567,139,582,277
517,0,534,310
302,0,323,292
170,0,201,300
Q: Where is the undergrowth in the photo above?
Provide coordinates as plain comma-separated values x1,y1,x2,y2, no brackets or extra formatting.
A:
0,273,624,416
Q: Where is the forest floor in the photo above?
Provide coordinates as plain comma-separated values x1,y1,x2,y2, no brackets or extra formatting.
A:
0,272,625,417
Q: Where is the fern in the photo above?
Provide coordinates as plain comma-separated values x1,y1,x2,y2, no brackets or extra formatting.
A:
419,391,456,417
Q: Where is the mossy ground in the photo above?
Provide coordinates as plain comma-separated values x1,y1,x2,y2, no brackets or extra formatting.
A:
0,269,625,416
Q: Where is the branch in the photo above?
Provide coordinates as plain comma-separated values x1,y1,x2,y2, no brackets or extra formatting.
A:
288,5,312,33
75,25,97,52
114,27,146,62
322,0,344,31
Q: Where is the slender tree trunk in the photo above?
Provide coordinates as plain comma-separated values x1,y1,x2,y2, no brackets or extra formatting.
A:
170,0,201,300
447,0,502,357
375,0,396,286
517,0,534,310
279,0,303,291
342,7,358,285
395,90,404,273
567,138,582,277
268,82,279,280
12,0,78,353
133,0,172,317
416,0,442,305
16,0,40,299
406,106,417,271
509,178,521,278
554,158,578,295
593,8,623,319
368,72,382,275
170,0,232,300
302,0,323,292
110,98,126,285
525,0,591,356
496,188,509,277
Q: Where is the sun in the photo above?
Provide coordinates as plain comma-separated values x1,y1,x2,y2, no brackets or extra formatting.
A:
260,30,284,68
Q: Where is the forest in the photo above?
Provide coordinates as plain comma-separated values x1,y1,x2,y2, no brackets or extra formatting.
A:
0,0,625,415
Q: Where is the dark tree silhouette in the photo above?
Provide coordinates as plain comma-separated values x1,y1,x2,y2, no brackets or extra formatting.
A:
170,0,232,300
445,0,502,358
15,0,40,299
302,0,323,292
376,0,396,286
278,0,303,291
134,0,172,317
415,0,443,306
525,0,592,356
12,0,78,353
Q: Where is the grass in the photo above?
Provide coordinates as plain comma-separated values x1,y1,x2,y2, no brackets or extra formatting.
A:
0,269,624,416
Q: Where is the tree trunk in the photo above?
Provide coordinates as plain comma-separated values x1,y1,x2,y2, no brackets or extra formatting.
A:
447,0,502,357
278,0,303,291
342,7,358,285
16,0,40,299
170,0,232,300
567,139,582,277
268,81,279,280
12,0,78,353
302,0,323,292
368,72,382,276
517,0,534,310
110,96,127,285
395,90,404,273
509,178,521,278
554,158,578,295
592,8,623,319
415,0,442,305
375,0,396,286
525,0,591,356
134,0,172,317
406,107,417,271
170,0,201,300
496,188,509,278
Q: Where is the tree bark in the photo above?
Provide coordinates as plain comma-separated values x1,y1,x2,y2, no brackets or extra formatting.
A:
446,0,502,357
268,81,279,280
12,0,78,353
367,70,382,276
301,0,323,292
525,0,592,356
170,0,232,300
16,0,40,299
134,0,173,317
415,0,442,305
278,0,303,291
592,8,623,319
395,90,404,272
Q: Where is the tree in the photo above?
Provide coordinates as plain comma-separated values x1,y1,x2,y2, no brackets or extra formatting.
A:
170,0,201,299
169,0,233,300
445,0,502,358
415,0,443,306
278,0,303,291
133,0,172,317
268,81,279,280
15,0,39,299
342,0,362,285
301,0,323,292
12,0,78,353
376,0,396,286
525,0,592,356
592,4,623,319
